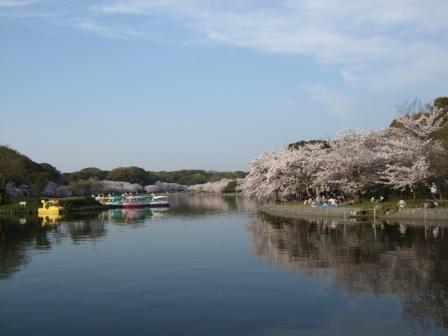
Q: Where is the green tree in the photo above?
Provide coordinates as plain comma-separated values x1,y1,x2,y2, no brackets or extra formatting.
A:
0,146,28,204
69,179,104,196
223,180,237,193
0,146,63,201
106,166,155,185
431,97,448,200
39,163,61,180
29,172,51,195
434,96,448,111
69,167,107,182
147,170,248,186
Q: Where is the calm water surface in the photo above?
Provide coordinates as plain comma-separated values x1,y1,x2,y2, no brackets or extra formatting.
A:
1,194,447,336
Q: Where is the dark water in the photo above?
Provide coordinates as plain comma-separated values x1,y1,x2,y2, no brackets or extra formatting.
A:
1,195,447,336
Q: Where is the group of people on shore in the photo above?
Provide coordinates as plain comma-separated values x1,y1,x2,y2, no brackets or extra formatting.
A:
302,182,442,210
303,194,353,208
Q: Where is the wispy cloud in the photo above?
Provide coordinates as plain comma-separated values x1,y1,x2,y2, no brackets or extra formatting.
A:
88,0,448,89
77,20,157,40
2,0,448,90
0,0,35,6
305,85,355,120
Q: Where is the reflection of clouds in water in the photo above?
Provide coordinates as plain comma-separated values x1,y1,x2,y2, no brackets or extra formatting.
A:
247,214,448,331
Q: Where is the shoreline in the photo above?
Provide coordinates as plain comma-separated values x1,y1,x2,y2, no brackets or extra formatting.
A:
260,203,448,222
0,192,237,216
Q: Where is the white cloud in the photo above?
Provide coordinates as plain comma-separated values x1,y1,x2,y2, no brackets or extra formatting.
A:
89,0,448,89
305,85,354,120
3,0,448,90
77,20,156,40
0,0,34,6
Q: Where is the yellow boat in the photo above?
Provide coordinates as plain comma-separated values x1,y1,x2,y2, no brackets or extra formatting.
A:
38,200,63,216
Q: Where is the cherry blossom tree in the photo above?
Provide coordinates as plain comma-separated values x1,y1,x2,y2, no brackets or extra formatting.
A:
241,143,327,202
241,99,446,203
394,103,446,139
311,129,387,195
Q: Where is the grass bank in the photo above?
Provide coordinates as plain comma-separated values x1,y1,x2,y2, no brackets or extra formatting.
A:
260,198,448,222
0,196,105,216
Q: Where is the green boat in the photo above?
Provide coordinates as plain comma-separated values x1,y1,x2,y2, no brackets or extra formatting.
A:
106,195,125,208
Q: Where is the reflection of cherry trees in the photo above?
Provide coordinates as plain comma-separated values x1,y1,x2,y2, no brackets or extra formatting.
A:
100,208,152,226
247,214,448,330
168,194,257,214
242,104,446,201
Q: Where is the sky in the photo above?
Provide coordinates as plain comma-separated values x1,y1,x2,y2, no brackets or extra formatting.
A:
0,0,447,172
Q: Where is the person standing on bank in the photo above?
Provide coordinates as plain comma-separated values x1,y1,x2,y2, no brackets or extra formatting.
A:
430,183,439,200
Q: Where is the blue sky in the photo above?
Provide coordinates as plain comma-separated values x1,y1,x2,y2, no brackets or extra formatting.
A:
1,0,447,172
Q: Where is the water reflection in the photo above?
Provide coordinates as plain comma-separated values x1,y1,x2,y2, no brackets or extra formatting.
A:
0,205,171,279
0,194,257,280
99,208,153,225
168,193,257,215
0,213,108,279
2,195,448,335
247,213,448,330
39,213,63,226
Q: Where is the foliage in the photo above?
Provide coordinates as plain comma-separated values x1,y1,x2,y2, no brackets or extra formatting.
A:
29,172,52,195
287,139,330,150
68,167,108,182
106,166,156,186
64,168,247,187
223,180,238,193
57,196,102,209
242,97,448,202
0,146,61,203
434,97,448,111
149,170,247,186
392,97,448,191
69,179,104,196
0,145,248,199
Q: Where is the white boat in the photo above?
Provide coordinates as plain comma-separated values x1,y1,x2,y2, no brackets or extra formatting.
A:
150,195,170,208
123,194,153,208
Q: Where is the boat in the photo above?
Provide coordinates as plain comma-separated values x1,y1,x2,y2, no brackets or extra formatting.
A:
106,195,125,208
38,200,63,216
94,194,110,205
96,193,170,208
150,195,170,208
122,194,153,208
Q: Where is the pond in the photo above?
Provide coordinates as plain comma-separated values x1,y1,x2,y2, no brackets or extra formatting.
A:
1,194,447,336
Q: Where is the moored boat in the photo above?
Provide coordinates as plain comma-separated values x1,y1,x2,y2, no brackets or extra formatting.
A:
150,195,170,208
94,195,110,205
38,200,63,216
122,194,153,208
106,195,125,208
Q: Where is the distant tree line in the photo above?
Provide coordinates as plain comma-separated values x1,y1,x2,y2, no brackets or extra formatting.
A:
0,146,247,204
63,167,247,187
